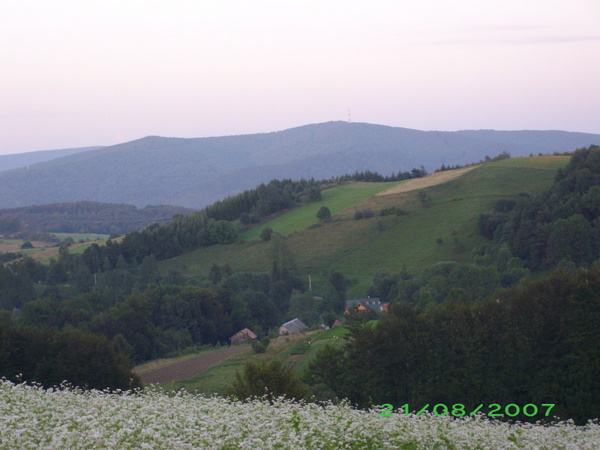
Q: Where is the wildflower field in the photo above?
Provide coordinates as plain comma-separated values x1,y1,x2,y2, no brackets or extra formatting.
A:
1,380,598,449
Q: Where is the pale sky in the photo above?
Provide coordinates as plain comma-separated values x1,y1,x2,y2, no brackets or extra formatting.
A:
1,0,599,155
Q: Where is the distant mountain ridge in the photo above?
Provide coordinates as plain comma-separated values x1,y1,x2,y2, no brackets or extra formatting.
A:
0,121,598,209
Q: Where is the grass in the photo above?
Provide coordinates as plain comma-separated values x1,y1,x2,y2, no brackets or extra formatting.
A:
160,156,570,297
156,326,352,396
0,233,110,263
160,350,250,395
52,232,110,242
241,181,404,241
160,331,318,395
133,346,235,376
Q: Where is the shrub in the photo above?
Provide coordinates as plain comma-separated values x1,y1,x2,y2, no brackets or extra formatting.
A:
354,209,375,220
317,206,331,221
228,360,306,402
260,228,274,241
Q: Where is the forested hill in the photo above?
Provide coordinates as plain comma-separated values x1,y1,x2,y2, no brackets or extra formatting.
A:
0,122,598,209
0,201,194,235
0,146,103,172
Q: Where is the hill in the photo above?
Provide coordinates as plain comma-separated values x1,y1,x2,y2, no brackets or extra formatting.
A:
0,122,597,209
0,146,103,172
160,155,570,296
0,201,194,235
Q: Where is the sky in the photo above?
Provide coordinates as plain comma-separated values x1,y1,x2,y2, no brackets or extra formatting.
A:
1,0,599,155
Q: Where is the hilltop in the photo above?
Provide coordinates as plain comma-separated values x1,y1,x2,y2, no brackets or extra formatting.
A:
0,121,597,208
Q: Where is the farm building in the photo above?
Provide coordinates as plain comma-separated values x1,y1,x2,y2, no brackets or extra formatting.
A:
279,318,308,336
345,297,388,314
229,328,257,345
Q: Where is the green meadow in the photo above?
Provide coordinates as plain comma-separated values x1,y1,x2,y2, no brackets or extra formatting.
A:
241,181,404,241
160,156,570,298
158,326,349,396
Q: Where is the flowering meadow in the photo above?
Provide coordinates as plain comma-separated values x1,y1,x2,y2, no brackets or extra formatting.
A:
1,380,599,449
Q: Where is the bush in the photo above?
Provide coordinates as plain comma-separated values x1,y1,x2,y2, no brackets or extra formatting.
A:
251,339,267,353
317,206,332,221
260,228,274,241
354,209,375,220
228,360,306,402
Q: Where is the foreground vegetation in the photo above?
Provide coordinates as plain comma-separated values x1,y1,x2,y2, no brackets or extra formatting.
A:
2,380,599,449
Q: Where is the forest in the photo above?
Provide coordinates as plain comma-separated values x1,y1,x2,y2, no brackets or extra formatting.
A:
0,147,599,423
0,201,193,235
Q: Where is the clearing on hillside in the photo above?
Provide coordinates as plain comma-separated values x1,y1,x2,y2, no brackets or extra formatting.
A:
375,165,478,196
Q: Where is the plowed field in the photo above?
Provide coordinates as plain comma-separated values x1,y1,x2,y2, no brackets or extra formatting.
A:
137,346,250,385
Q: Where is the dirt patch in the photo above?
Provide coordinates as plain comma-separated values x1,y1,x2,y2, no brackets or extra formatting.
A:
136,346,251,385
376,166,479,197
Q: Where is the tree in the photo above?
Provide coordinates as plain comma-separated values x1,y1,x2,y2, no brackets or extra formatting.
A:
307,186,323,202
260,227,274,241
20,241,33,249
329,272,347,303
317,206,331,221
205,220,238,245
228,359,306,403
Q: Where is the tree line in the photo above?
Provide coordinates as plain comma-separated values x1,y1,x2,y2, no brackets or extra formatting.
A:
479,145,600,270
0,201,193,236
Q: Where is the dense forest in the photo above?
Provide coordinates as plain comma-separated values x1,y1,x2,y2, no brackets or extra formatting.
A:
0,201,193,235
1,147,599,423
307,266,600,424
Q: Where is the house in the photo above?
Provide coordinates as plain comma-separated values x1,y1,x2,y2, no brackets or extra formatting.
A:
332,319,342,327
344,297,389,314
229,328,257,345
279,318,308,336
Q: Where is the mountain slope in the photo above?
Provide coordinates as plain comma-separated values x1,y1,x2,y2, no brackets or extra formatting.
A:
0,122,596,209
0,146,103,173
160,156,570,296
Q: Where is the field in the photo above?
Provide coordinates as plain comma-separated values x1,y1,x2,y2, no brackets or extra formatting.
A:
2,379,599,449
0,233,109,263
161,156,570,297
241,181,404,241
156,330,326,396
136,346,251,385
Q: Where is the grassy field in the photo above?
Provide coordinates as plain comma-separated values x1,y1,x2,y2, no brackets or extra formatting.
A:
160,156,570,297
155,326,351,396
0,233,109,263
241,181,404,241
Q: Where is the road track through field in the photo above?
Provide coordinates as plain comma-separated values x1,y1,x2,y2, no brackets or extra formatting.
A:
137,346,250,385
375,166,478,196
